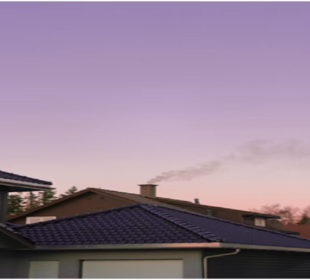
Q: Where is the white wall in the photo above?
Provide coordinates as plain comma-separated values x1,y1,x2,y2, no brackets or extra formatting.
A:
29,261,59,278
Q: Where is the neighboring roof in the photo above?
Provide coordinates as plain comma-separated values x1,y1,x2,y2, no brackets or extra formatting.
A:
243,212,281,219
0,170,52,186
9,204,310,249
7,187,280,222
153,196,281,218
281,224,310,239
7,188,189,221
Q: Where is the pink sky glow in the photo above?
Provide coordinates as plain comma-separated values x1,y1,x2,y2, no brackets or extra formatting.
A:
1,2,310,211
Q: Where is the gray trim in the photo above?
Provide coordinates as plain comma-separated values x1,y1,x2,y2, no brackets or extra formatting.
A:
0,191,8,223
32,242,310,253
219,242,310,253
0,178,52,190
34,242,222,250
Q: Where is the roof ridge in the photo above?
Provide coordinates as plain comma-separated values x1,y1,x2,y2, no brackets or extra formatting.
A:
17,204,141,228
140,204,223,242
153,205,310,244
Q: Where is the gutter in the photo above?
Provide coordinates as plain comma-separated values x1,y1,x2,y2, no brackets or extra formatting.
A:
203,249,240,278
31,242,310,253
0,178,52,189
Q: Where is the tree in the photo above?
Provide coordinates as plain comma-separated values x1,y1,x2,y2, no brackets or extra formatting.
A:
23,192,41,210
40,189,57,205
297,205,310,224
251,204,300,225
297,214,310,225
59,186,78,198
7,194,24,215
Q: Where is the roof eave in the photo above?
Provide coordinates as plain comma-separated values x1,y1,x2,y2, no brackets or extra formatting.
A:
0,178,53,192
31,242,310,253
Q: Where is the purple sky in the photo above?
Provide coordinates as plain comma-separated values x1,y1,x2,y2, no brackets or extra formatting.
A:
1,2,310,211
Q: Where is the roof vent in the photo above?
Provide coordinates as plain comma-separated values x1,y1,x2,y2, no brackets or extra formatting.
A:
194,198,200,204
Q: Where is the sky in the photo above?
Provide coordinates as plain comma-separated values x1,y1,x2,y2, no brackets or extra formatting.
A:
1,2,310,211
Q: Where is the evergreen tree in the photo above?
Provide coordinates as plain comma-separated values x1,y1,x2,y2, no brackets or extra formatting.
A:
40,189,57,205
7,194,24,215
298,214,310,225
60,186,78,198
24,192,41,210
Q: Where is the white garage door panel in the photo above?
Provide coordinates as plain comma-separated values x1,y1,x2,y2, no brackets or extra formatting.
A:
82,260,183,278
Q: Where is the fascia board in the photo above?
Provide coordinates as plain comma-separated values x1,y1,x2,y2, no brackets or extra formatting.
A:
30,242,310,253
0,178,52,190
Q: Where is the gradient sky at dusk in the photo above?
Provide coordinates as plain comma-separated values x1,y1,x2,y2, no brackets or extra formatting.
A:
1,2,310,211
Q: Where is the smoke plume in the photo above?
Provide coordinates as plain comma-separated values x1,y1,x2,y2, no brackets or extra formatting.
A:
147,139,310,184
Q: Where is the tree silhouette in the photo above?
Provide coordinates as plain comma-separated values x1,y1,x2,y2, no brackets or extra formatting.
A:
7,194,24,215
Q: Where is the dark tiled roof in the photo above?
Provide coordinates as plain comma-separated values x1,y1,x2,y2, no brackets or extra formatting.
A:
0,222,34,247
10,204,310,249
0,170,52,185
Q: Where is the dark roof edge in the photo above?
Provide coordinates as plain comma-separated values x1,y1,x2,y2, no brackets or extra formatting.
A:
0,170,52,185
0,223,34,249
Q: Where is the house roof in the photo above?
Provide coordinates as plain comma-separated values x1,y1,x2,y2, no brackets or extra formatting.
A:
7,187,278,221
6,188,191,221
281,224,310,239
9,204,310,249
0,170,52,186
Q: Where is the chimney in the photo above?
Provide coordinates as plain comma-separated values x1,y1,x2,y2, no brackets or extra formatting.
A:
139,184,157,197
194,198,200,204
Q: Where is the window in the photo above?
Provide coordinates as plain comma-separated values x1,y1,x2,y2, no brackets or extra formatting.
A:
254,217,266,227
26,216,56,224
29,261,59,278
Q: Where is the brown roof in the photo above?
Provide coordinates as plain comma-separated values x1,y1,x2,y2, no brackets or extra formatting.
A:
7,187,278,221
6,188,189,220
281,224,310,239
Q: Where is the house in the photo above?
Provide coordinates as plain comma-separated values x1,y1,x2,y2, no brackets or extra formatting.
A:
7,184,293,234
2,203,310,278
2,170,310,278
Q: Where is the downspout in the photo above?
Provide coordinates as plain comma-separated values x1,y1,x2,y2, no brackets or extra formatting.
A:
203,249,240,278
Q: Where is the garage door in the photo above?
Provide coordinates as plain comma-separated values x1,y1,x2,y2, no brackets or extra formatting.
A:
82,260,183,278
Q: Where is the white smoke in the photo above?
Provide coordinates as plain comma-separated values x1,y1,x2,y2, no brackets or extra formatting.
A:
147,139,310,184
